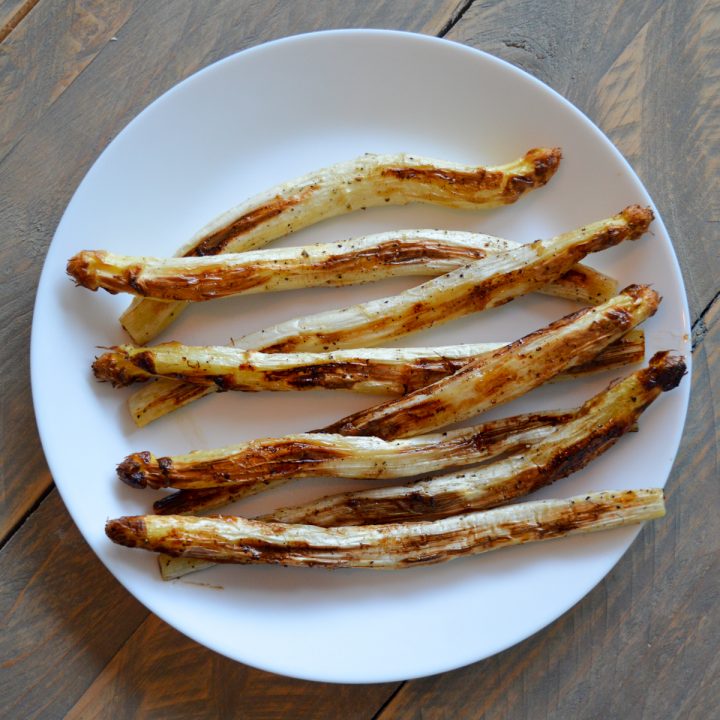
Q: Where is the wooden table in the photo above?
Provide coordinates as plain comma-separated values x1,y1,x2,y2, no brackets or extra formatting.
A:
2,2,717,717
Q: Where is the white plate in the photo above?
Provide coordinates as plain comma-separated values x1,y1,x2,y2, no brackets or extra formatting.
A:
31,30,691,683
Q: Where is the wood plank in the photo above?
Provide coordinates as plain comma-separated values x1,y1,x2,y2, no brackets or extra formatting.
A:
0,0,38,42
0,0,141,163
0,0,467,543
446,0,720,323
0,491,149,720
65,614,398,720
377,300,719,717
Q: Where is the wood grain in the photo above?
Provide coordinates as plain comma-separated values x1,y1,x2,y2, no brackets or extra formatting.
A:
0,0,467,543
0,0,140,163
0,491,149,719
447,0,720,323
65,614,397,720
378,300,719,719
0,0,38,42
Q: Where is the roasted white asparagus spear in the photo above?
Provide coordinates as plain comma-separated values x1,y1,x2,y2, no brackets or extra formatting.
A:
125,206,653,425
120,332,643,428
69,229,614,302
106,489,665,569
120,148,562,343
95,330,644,390
117,410,570,490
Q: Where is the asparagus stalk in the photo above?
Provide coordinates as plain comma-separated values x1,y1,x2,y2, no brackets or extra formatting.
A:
106,489,666,570
69,229,614,302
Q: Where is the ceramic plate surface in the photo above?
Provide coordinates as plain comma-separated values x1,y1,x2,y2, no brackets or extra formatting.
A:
31,30,691,683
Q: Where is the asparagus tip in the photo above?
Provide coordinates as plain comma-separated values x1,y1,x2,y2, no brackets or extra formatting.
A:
105,516,147,547
620,205,654,237
644,352,687,392
117,451,152,488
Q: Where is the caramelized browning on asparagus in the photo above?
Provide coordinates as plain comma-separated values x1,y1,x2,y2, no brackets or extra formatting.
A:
94,331,645,391
117,410,571,490
321,285,659,440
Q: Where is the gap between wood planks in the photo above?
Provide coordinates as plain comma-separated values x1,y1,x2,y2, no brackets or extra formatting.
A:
0,481,53,553
692,290,720,350
437,0,474,36
0,0,40,42
372,682,408,719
